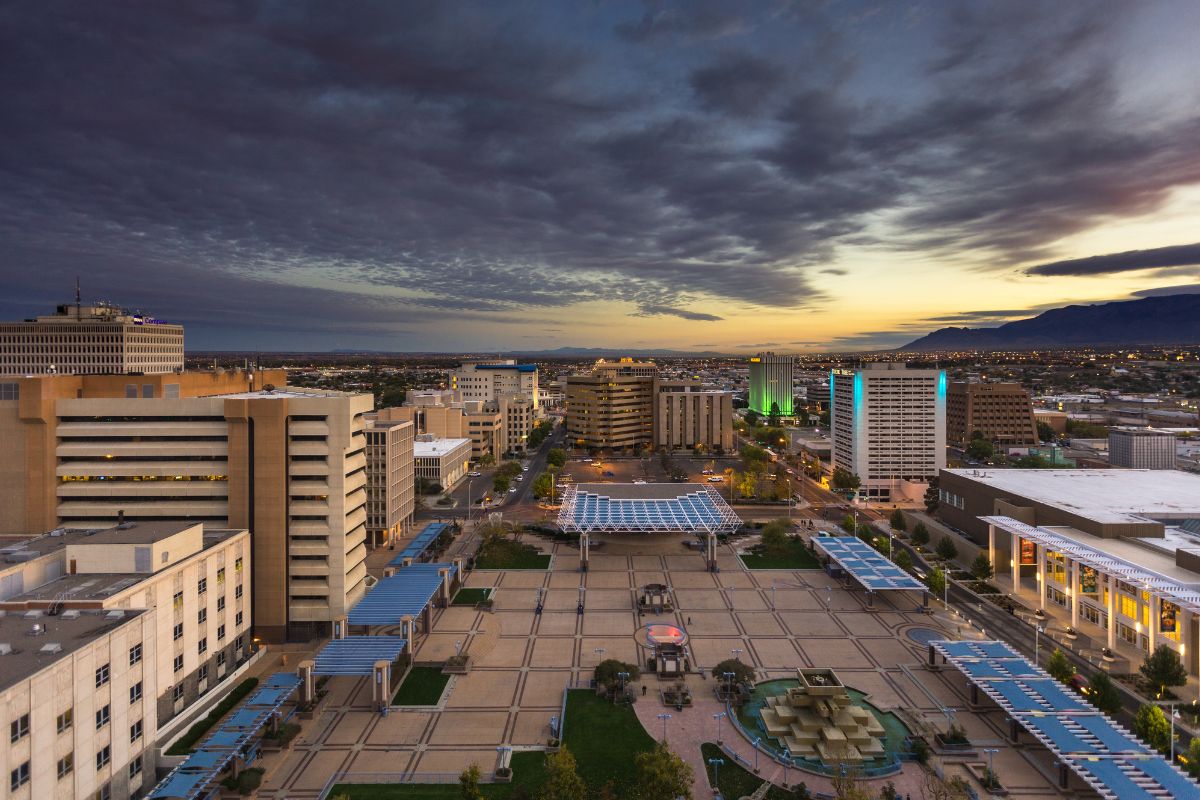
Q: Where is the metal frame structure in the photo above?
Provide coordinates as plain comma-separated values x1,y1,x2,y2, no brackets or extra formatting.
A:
388,522,448,566
348,563,455,626
931,640,1199,799
983,515,1200,614
557,484,741,534
814,536,926,592
313,636,408,676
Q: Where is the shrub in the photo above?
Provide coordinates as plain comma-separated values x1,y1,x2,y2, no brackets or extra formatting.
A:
1140,645,1188,695
889,509,907,532
911,523,930,548
936,536,958,561
710,658,755,684
1046,649,1075,684
970,553,994,582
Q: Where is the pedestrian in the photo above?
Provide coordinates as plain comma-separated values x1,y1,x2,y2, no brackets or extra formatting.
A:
687,616,692,625
642,684,647,697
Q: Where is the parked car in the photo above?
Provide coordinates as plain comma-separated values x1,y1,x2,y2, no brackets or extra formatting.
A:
707,476,723,482
468,471,482,477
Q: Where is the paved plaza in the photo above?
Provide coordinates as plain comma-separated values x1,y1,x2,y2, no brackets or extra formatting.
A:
255,532,1076,799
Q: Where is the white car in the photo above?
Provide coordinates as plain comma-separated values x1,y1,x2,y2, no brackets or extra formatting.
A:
468,471,482,477
508,487,518,494
707,476,724,483
632,478,647,484
701,469,713,475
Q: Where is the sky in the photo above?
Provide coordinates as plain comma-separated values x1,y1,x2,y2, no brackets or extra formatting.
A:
2,0,1200,353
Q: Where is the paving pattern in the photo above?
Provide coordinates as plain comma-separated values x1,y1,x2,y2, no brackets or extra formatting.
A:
254,533,1071,799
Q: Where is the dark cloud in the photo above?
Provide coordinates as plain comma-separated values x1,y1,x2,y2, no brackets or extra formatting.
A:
635,305,725,321
0,1,1196,348
820,268,848,276
1132,283,1200,298
1027,243,1200,276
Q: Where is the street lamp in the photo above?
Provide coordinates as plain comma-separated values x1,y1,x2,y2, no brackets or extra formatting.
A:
593,647,606,663
617,671,630,694
723,671,735,699
731,648,744,662
707,757,725,789
712,711,726,744
982,747,998,790
770,580,776,611
782,746,791,787
656,712,672,741
1034,623,1045,666
752,737,761,772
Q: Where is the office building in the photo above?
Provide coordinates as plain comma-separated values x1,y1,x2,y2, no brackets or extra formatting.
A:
946,381,1038,447
1109,427,1177,470
565,360,658,451
0,298,184,376
830,363,946,500
450,360,539,409
748,352,794,417
412,436,472,491
937,468,1200,673
655,382,734,452
379,400,503,460
365,418,416,548
0,522,252,730
0,369,372,642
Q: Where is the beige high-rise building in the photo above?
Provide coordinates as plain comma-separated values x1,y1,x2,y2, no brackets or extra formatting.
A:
0,369,372,641
365,418,415,547
450,360,539,410
947,381,1038,446
655,382,734,452
0,299,184,376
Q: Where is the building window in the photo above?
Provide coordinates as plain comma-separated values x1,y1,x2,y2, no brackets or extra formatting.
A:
57,753,74,779
235,557,243,573
10,713,30,742
130,682,143,704
57,708,73,733
198,637,207,655
218,624,226,641
130,719,143,742
95,704,110,730
235,584,243,599
173,654,184,672
10,762,30,791
173,622,184,640
198,607,207,625
236,611,244,627
95,663,110,687
128,755,143,779
96,744,111,770
172,684,184,702
129,642,142,666
217,567,226,584
217,595,226,611
217,652,227,669
173,590,183,609
97,782,111,800
198,577,207,595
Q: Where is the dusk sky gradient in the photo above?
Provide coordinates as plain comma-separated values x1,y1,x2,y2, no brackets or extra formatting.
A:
2,1,1199,352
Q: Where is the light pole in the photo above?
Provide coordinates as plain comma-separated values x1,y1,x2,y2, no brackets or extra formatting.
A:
770,580,776,611
782,746,791,787
982,747,998,790
656,712,672,741
1034,623,1045,666
713,711,726,744
723,671,735,699
942,706,957,735
732,648,744,663
752,737,760,772
786,478,792,520
593,647,606,664
707,757,725,790
617,671,629,694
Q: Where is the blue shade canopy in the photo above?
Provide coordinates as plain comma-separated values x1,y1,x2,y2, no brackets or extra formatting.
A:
558,484,741,534
930,640,1197,800
814,536,926,591
388,522,449,566
313,636,408,676
348,563,454,626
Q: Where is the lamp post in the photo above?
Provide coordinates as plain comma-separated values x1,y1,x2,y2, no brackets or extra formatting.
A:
723,671,735,699
982,747,998,790
942,706,957,734
707,757,725,790
617,671,630,694
1034,623,1045,666
713,711,726,744
731,648,743,663
782,746,791,787
770,580,776,612
593,647,606,664
656,712,672,741
786,478,792,520
752,737,760,772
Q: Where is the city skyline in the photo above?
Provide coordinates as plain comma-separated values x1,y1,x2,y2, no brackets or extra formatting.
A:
2,1,1199,352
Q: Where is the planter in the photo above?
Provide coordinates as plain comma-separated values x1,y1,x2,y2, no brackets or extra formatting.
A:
443,656,472,675
965,763,1009,796
493,769,512,784
933,733,976,756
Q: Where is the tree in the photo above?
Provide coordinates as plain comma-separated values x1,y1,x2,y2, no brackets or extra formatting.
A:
493,474,511,493
889,509,907,532
1036,421,1057,443
831,467,861,492
594,659,640,688
969,554,993,582
547,447,567,468
842,514,857,534
1046,649,1075,683
1140,645,1188,695
539,746,586,800
768,401,782,428
710,658,755,684
894,549,914,572
924,477,940,513
966,438,994,461
459,763,484,800
760,518,791,556
936,536,958,561
532,472,555,499
927,567,946,598
744,409,761,428
741,443,769,466
633,742,693,800
911,522,930,548
1012,454,1051,469
1087,671,1123,715
1187,737,1200,778
1133,703,1171,753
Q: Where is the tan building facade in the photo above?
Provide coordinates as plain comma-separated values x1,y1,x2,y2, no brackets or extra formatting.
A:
0,301,184,376
365,418,416,547
655,382,734,452
0,370,371,641
413,436,472,491
947,381,1038,446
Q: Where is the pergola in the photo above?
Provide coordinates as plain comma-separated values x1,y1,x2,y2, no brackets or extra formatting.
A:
557,483,741,535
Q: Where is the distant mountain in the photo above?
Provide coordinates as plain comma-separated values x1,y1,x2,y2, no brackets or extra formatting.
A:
901,294,1200,351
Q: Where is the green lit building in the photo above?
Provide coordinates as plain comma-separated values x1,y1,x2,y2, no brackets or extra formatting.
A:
748,352,794,416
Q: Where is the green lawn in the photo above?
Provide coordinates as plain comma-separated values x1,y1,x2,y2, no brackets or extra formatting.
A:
334,689,653,798
739,539,821,570
700,742,809,799
474,539,552,570
451,588,493,606
391,667,452,706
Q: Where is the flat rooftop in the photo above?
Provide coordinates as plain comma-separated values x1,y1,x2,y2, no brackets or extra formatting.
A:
2,524,242,564
944,468,1200,524
414,438,471,457
2,573,153,606
214,386,355,400
0,608,148,693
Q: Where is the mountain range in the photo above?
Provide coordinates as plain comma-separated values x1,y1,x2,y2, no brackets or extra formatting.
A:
900,294,1200,351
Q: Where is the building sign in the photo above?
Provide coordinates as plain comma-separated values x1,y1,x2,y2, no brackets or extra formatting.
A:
1079,565,1098,595
1160,600,1179,634
1019,538,1037,566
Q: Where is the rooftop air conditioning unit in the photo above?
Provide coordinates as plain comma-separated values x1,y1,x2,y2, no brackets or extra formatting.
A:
24,610,43,619
105,610,124,619
0,643,12,655
30,623,43,635
61,609,80,619
39,643,62,655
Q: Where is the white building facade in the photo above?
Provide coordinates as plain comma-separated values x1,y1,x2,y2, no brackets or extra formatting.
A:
413,436,472,491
